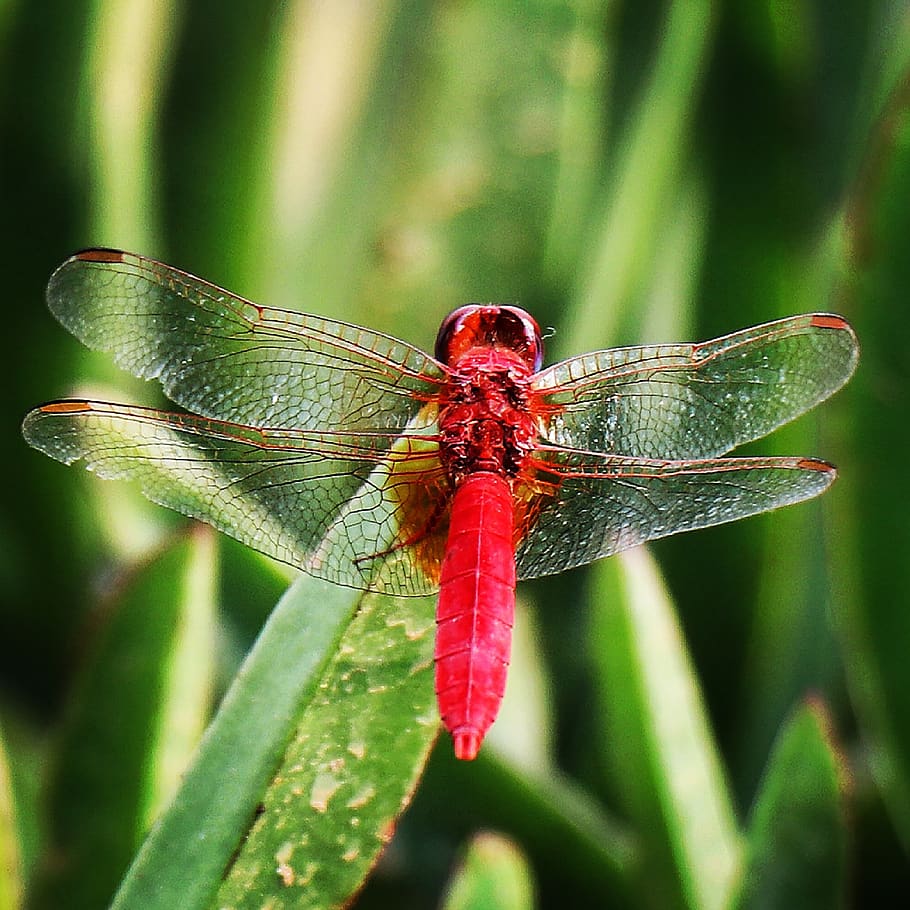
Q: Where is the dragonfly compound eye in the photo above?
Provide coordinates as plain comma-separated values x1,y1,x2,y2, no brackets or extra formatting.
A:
434,304,544,372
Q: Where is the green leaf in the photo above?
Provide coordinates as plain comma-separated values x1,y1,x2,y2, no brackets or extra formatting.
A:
141,526,218,825
835,26,910,854
560,0,715,356
213,584,437,908
355,0,583,337
28,529,217,910
83,0,178,250
0,722,23,910
108,567,435,910
108,572,361,910
588,548,742,910
542,0,611,286
426,747,633,902
441,831,535,910
734,700,848,910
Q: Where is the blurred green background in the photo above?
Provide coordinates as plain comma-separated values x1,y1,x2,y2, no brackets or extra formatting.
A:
2,0,909,907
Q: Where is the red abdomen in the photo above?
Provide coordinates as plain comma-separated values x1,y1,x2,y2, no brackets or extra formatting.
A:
435,471,515,761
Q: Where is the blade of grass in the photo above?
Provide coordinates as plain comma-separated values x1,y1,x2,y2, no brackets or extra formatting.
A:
542,0,613,284
214,584,437,908
0,722,23,910
733,699,848,910
83,0,179,250
441,832,535,910
635,167,707,344
108,572,364,910
28,529,217,910
425,746,634,903
140,524,217,826
359,0,586,339
589,548,742,910
241,0,400,316
832,13,910,853
736,495,840,796
559,0,714,357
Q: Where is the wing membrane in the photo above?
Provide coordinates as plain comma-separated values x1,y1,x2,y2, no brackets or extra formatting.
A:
533,314,858,459
23,400,446,594
46,250,444,431
515,449,835,579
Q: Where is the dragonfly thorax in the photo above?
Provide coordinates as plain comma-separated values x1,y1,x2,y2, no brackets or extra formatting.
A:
437,351,538,485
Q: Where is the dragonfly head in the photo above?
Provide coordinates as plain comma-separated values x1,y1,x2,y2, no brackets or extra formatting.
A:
434,305,544,373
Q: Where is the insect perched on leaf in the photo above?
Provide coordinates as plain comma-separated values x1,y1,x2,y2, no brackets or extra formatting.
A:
23,250,859,760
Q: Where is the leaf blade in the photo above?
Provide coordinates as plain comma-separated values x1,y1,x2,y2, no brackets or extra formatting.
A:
734,700,848,910
28,531,216,910
441,832,535,910
109,572,361,910
589,548,743,910
214,586,437,908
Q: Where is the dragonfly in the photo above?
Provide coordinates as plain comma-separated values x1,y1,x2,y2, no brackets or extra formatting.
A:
23,250,859,761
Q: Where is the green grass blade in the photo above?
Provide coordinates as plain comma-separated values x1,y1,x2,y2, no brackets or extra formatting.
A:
542,0,611,283
589,548,742,910
425,747,634,902
734,700,848,910
108,572,364,910
832,17,910,855
441,832,535,910
561,0,714,356
240,1,399,314
735,495,839,794
213,586,437,908
83,0,179,250
140,525,217,826
27,530,216,910
0,723,23,910
354,1,583,337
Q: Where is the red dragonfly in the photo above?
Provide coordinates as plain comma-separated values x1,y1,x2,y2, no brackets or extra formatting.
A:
23,250,858,760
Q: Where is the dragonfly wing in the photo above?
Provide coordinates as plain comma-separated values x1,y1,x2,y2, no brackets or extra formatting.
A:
23,400,447,595
514,448,835,579
532,314,858,459
47,250,445,431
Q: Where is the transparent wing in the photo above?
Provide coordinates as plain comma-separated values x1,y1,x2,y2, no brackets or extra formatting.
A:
22,400,450,595
515,448,835,579
46,250,445,431
532,314,858,459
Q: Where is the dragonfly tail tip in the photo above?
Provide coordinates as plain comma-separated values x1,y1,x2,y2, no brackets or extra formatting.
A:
452,729,483,761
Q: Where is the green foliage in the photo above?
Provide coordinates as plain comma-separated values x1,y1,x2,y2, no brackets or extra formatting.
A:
441,832,535,910
4,0,909,907
734,701,847,910
26,528,216,909
109,573,436,910
0,723,23,910
589,550,742,909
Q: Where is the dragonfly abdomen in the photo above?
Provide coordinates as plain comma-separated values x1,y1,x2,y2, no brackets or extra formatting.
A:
435,471,515,760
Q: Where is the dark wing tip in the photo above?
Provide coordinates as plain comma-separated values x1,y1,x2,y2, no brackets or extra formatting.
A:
72,248,128,263
809,313,852,331
809,313,860,382
47,250,133,315
796,457,838,489
796,456,835,470
22,400,94,438
38,400,95,414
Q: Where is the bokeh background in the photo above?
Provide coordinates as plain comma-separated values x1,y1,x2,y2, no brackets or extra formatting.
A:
2,1,909,907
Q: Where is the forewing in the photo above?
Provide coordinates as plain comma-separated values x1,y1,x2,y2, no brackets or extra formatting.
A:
46,250,444,431
22,400,447,595
533,314,858,459
514,449,835,579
